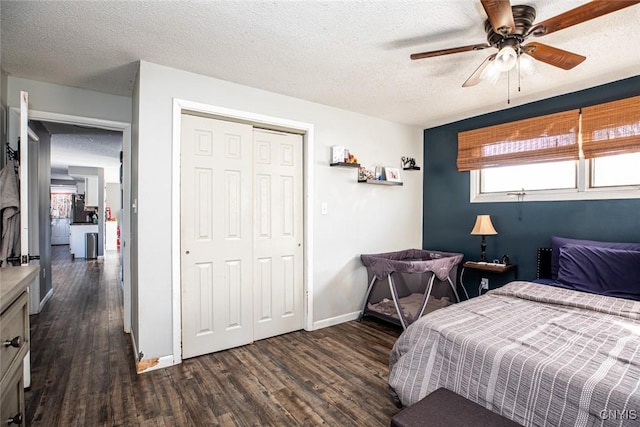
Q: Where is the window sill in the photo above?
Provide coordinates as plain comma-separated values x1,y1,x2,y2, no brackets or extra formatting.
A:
471,186,640,203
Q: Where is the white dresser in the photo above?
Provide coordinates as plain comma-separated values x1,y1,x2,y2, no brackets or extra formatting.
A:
0,265,38,425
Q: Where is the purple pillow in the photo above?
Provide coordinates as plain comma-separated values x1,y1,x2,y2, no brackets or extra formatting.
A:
557,245,640,301
550,236,640,280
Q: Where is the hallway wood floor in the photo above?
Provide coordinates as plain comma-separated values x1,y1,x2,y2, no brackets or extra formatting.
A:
25,245,402,426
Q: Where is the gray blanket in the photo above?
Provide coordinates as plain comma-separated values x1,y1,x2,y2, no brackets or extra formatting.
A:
389,281,640,426
0,164,20,266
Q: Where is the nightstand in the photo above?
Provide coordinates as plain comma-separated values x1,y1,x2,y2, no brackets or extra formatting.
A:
460,261,517,298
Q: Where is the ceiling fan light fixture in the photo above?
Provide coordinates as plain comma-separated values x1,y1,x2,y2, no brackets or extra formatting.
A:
518,54,536,77
495,45,518,72
481,61,501,84
410,1,640,88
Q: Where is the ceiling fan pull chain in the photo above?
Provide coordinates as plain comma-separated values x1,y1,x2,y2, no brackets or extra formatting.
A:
517,54,522,93
507,71,511,104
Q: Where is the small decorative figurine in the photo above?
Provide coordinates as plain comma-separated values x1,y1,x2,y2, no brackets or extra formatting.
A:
401,156,417,169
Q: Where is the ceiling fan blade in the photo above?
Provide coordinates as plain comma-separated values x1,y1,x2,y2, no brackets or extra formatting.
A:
410,43,491,60
523,42,586,70
462,54,497,87
481,0,516,35
529,0,640,37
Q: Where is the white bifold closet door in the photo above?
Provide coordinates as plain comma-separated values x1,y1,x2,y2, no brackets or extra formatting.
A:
180,114,303,359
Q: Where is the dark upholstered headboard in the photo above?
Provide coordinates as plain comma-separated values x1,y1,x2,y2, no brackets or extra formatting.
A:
536,248,552,280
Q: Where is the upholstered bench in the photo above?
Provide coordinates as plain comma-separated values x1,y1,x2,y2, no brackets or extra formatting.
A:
390,388,522,427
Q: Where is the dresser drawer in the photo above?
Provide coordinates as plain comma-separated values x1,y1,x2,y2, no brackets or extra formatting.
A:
0,292,28,384
0,364,24,426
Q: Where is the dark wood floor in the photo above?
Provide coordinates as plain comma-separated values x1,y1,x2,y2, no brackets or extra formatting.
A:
25,245,403,426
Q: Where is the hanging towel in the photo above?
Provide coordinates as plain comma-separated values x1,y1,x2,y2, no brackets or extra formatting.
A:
0,163,20,267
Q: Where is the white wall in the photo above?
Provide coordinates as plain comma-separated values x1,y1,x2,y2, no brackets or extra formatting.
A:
1,7,5,165
136,61,423,361
6,77,131,123
105,182,121,223
1,71,8,168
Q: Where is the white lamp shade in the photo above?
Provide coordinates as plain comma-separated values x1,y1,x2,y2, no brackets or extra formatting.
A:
470,215,498,235
481,60,501,84
518,53,536,77
495,45,518,72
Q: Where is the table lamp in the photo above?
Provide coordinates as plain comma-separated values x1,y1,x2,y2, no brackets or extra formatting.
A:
470,215,498,262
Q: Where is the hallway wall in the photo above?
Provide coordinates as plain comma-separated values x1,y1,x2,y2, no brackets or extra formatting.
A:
30,121,52,308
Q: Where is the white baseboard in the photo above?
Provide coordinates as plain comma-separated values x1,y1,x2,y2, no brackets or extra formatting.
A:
311,310,360,331
137,355,175,374
39,288,54,312
130,331,177,374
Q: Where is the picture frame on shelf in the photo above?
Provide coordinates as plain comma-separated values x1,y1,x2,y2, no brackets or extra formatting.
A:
358,165,374,182
331,145,347,163
385,167,402,182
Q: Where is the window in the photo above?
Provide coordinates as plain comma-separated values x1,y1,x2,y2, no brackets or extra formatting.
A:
463,95,640,203
474,155,639,202
480,161,576,193
591,152,640,188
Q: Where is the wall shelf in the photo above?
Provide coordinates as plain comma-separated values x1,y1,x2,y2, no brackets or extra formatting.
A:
358,179,403,186
330,162,360,168
403,166,421,171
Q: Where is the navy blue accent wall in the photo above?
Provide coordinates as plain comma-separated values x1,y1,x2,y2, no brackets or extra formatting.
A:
423,76,640,291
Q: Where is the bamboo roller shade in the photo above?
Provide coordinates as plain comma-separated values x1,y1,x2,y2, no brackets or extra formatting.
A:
457,110,580,172
582,95,640,159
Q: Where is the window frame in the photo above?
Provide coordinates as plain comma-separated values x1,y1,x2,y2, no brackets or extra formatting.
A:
470,158,640,203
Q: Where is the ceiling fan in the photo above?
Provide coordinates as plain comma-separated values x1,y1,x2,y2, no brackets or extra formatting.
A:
410,0,640,87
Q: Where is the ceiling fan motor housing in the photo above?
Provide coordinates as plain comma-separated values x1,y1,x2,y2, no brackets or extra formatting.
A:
409,0,640,86
485,5,536,53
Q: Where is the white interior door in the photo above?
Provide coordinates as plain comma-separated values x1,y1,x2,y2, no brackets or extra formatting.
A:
180,116,305,359
252,130,303,340
19,90,38,387
19,91,30,266
181,115,254,358
20,93,43,307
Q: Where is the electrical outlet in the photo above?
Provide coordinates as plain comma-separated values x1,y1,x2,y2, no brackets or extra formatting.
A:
480,278,489,290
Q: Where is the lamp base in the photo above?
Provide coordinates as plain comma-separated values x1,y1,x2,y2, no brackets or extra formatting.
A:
480,236,487,262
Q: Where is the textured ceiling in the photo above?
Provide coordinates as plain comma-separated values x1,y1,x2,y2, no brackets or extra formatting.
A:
2,1,640,128
40,122,122,184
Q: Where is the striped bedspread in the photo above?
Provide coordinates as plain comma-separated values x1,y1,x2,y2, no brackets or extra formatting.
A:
389,281,640,426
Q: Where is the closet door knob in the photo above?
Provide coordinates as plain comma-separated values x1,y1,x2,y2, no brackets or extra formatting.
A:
6,413,23,425
3,336,21,348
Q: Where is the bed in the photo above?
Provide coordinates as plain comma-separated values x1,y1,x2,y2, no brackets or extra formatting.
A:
389,237,640,426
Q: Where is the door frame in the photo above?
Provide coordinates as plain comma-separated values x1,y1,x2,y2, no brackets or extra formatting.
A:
171,98,314,364
18,108,133,333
